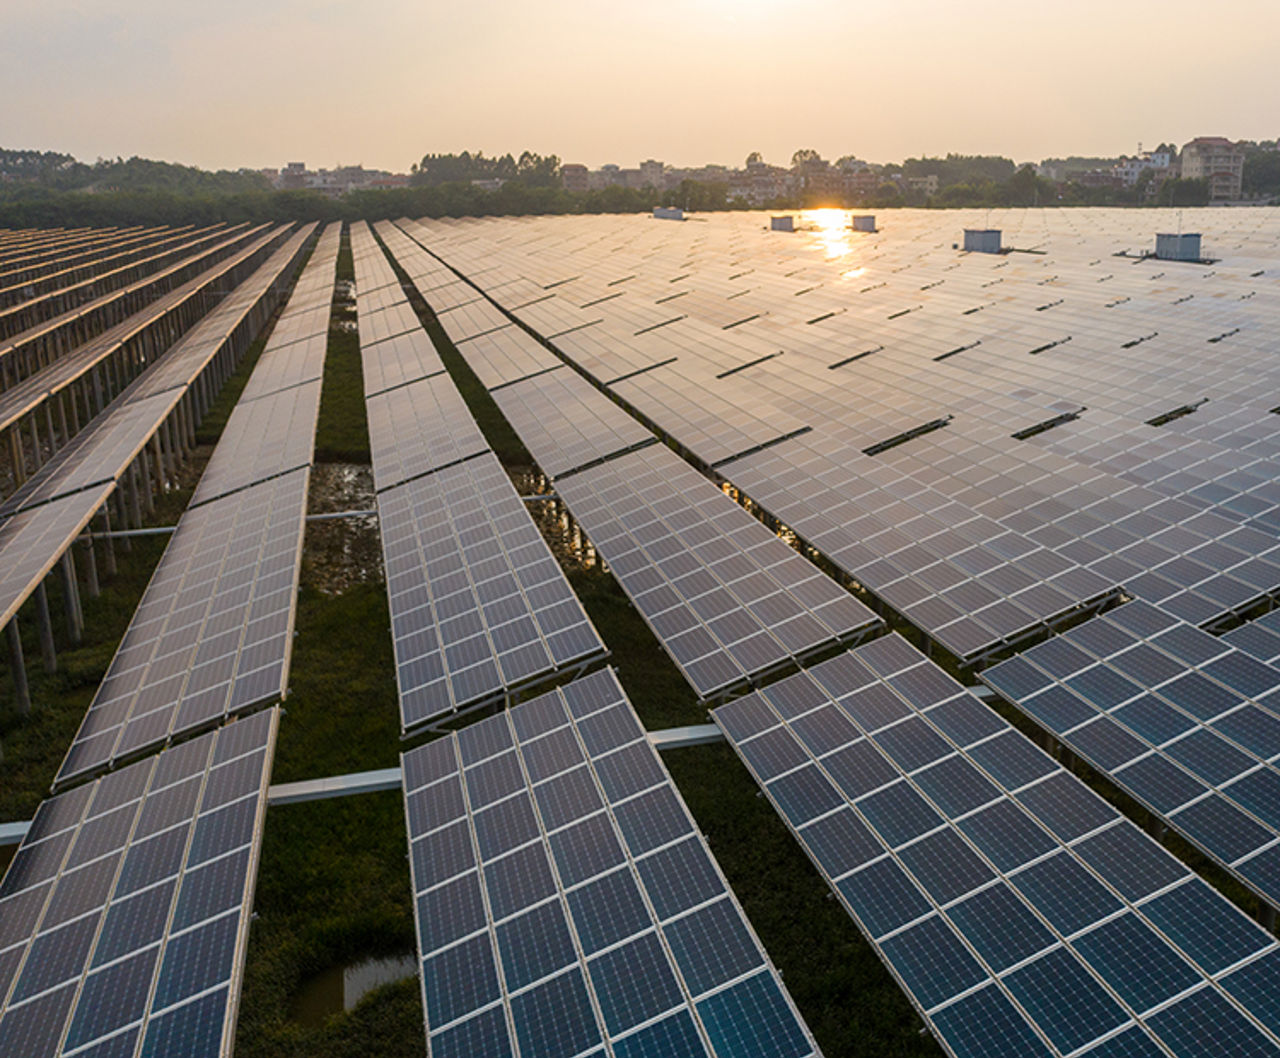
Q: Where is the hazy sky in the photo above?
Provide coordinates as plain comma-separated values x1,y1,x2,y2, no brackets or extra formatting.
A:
3,0,1277,173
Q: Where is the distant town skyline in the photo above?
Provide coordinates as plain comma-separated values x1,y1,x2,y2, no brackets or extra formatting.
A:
2,0,1277,174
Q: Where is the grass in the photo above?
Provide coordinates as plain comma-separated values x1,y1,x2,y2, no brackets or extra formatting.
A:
314,230,369,463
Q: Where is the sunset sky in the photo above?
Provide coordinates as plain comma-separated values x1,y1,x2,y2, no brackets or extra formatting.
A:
3,0,1277,173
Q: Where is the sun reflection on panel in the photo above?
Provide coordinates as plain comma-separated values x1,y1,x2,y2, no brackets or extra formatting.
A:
801,208,855,261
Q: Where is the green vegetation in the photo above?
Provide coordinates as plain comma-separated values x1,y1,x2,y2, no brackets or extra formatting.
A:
412,149,561,188
315,232,369,463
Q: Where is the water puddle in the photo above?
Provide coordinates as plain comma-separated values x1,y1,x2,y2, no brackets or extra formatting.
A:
290,952,417,1027
509,465,600,571
304,463,381,594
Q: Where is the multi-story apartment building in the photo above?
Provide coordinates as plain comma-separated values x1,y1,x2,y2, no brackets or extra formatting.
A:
1180,137,1245,200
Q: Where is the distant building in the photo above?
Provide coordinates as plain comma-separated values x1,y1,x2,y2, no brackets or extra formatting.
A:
470,178,505,192
907,174,939,195
271,161,410,196
560,164,589,192
639,159,665,188
733,160,792,205
1112,150,1175,187
1180,137,1245,200
843,168,881,198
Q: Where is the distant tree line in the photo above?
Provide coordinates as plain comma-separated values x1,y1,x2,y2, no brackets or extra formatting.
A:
411,150,560,189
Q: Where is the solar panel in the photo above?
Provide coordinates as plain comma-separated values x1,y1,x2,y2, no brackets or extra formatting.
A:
187,381,320,507
712,635,1280,1057
55,469,307,787
453,325,562,391
366,375,489,493
378,453,606,731
982,598,1280,910
401,668,820,1058
488,367,657,479
1224,609,1280,665
555,444,879,698
0,708,277,1058
0,482,116,627
360,328,445,397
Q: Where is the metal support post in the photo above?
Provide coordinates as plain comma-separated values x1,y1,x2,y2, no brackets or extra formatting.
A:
7,619,30,716
34,582,56,674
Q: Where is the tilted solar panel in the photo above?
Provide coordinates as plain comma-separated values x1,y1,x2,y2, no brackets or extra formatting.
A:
378,453,606,731
0,708,277,1058
401,668,821,1058
713,635,1280,1058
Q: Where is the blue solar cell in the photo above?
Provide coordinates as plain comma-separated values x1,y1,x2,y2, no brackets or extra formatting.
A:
429,1006,514,1058
879,915,987,1011
736,727,811,782
1074,824,1188,901
798,807,884,878
872,716,952,772
509,969,600,1058
788,705,860,757
533,766,605,831
496,900,577,993
548,812,625,887
419,873,487,951
588,932,683,1035
423,934,502,1029
897,828,995,905
1173,795,1273,864
64,947,159,1049
1140,881,1271,974
1078,1025,1167,1057
1019,684,1099,733
1160,671,1244,721
1115,753,1204,814
1146,986,1277,1058
1072,913,1201,1013
1112,693,1195,744
911,755,1001,817
1015,772,1117,842
956,800,1057,872
1011,853,1123,936
565,868,651,956
411,820,475,891
1164,728,1255,785
1204,652,1280,699
947,884,1056,973
612,1010,708,1058
1221,949,1280,1029
612,786,691,856
139,987,229,1058
591,742,666,803
635,836,723,921
1067,716,1147,771
473,793,540,862
766,764,845,825
820,739,899,799
927,985,1044,1058
695,971,813,1058
664,898,763,997
484,844,557,920
981,655,1052,700
836,858,932,938
150,914,239,1012
1004,947,1128,1054
1212,706,1280,760
857,780,942,848
923,695,1006,747
966,731,1056,790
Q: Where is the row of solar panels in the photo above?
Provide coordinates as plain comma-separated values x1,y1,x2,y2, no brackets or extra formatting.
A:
350,221,608,730
0,223,341,1058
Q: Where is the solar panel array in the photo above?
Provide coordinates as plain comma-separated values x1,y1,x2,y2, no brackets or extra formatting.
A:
55,468,307,785
982,599,1280,910
379,227,881,701
53,226,338,785
1223,608,1280,667
350,222,606,730
403,210,1280,664
401,668,821,1058
712,635,1280,1058
0,708,277,1058
556,445,879,697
